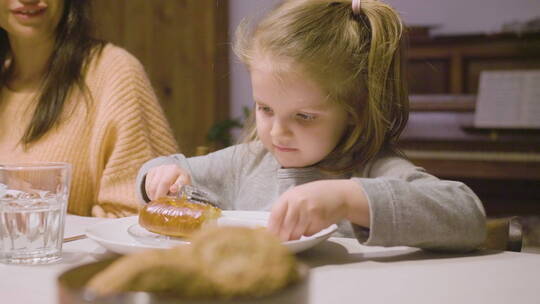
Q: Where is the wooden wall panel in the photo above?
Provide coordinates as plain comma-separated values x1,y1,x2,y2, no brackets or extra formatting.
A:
91,0,229,156
91,1,125,44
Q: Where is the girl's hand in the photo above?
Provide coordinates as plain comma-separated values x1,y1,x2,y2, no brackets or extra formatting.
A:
268,180,370,241
145,164,192,201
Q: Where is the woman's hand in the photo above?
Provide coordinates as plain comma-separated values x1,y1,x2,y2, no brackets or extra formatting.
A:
268,179,370,241
145,164,192,201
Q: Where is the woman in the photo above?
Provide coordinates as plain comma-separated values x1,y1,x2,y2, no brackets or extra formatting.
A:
0,0,178,217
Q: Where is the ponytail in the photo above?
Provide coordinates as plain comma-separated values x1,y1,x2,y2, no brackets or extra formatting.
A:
357,1,408,160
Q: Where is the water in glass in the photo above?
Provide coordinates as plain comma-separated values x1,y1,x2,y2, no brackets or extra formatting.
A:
0,163,70,264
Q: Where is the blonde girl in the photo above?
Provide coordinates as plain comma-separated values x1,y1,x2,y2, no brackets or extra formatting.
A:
138,0,485,250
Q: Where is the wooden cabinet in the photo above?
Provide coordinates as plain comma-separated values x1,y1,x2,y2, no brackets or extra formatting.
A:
407,32,540,94
399,109,540,216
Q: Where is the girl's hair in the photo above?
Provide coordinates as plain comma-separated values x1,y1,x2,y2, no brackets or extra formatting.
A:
0,0,104,146
235,0,409,174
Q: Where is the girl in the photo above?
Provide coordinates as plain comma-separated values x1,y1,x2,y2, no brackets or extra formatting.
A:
0,0,177,217
137,0,485,250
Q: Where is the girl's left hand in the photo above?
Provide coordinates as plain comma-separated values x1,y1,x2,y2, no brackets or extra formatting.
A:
268,179,365,241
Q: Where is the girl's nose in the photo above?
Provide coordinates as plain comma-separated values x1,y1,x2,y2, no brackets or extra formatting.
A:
270,119,290,137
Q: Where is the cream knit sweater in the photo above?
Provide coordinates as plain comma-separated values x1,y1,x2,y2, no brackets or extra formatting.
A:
0,44,178,217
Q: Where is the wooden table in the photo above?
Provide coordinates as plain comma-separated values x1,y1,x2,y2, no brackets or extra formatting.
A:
2,215,540,304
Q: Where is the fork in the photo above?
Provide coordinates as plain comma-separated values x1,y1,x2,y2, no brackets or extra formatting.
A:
170,154,220,208
176,184,219,208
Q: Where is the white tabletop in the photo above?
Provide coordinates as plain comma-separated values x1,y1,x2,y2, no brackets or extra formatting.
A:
1,215,540,304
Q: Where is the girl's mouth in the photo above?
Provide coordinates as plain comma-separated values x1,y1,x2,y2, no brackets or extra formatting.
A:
274,145,298,152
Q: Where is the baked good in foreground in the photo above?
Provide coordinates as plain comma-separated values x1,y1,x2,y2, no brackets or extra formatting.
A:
190,226,299,298
85,247,210,296
139,196,222,238
86,226,299,299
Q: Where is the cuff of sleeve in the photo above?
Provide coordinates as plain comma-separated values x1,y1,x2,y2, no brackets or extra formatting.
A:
351,178,398,246
135,155,182,206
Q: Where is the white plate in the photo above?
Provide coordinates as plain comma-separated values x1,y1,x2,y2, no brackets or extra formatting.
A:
85,211,337,254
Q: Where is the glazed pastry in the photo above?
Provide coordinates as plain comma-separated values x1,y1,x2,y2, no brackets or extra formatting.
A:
139,196,221,238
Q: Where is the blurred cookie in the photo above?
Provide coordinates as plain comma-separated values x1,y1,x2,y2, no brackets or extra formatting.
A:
86,246,211,297
190,226,298,298
86,226,299,299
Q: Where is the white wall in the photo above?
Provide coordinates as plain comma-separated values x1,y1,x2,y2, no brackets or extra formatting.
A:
228,0,282,121
228,0,540,120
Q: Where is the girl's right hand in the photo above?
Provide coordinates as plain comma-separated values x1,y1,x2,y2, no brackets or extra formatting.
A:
145,164,192,201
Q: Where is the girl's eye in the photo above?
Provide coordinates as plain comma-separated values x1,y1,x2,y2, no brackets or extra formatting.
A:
296,113,316,121
257,105,273,114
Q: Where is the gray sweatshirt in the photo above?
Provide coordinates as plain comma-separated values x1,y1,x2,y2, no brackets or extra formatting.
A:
136,142,486,251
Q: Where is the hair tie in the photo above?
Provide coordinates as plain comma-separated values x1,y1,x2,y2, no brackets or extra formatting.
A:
352,0,361,15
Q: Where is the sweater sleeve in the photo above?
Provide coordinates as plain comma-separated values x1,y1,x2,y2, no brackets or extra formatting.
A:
89,46,178,218
136,144,247,209
351,152,486,251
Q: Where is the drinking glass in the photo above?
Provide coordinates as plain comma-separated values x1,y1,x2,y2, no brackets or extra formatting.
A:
0,162,71,264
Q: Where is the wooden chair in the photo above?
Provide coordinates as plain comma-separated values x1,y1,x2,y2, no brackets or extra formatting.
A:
483,217,523,252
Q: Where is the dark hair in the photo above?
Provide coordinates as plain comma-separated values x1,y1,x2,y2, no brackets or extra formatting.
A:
0,0,104,145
